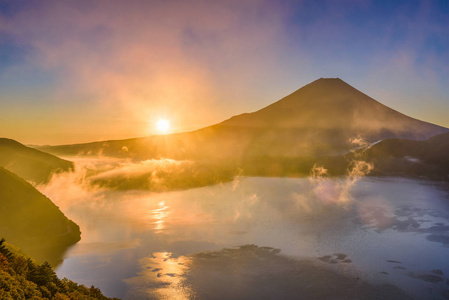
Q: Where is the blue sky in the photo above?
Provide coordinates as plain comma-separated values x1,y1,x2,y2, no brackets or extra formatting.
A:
0,0,448,144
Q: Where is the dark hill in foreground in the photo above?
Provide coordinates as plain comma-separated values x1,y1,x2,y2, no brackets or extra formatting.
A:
0,138,73,184
0,167,81,265
36,78,448,161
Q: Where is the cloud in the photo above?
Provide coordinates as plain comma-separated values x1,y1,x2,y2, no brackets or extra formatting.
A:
349,135,369,149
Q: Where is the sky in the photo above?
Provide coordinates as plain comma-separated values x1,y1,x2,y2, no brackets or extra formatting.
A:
0,0,448,145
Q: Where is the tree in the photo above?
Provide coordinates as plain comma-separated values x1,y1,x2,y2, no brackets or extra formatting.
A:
0,253,9,270
0,238,13,262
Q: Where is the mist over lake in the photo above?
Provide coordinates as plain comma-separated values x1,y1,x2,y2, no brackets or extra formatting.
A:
37,159,449,299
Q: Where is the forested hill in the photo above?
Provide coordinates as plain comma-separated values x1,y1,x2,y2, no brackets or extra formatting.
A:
0,238,118,299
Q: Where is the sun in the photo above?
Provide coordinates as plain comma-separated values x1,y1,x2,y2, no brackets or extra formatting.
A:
156,119,170,133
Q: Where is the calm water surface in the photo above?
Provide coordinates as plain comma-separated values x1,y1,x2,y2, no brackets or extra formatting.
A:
47,176,449,299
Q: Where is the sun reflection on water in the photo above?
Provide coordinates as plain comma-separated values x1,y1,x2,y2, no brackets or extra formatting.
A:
152,201,170,233
125,252,192,299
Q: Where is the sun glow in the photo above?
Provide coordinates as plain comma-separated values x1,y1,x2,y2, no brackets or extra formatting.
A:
156,119,170,133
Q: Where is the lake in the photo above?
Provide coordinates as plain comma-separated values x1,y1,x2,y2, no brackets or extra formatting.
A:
40,170,449,299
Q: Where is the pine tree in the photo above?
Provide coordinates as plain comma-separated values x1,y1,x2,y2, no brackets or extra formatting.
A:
0,238,13,262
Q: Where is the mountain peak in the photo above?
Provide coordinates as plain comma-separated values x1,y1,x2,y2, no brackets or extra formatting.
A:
301,77,356,91
222,77,370,127
316,77,343,81
312,77,346,84
221,78,448,141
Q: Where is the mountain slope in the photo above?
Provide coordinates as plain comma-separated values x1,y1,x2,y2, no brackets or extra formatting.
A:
0,138,74,184
0,167,81,264
36,78,448,161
